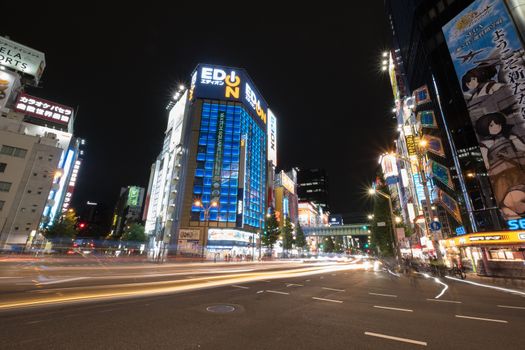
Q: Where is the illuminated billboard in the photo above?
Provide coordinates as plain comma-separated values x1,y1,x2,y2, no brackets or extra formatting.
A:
127,186,140,207
443,0,525,220
0,37,45,83
267,109,277,166
0,70,19,110
192,64,268,127
15,93,73,125
207,228,252,246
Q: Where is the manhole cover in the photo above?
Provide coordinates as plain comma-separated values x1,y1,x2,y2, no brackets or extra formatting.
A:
206,305,236,313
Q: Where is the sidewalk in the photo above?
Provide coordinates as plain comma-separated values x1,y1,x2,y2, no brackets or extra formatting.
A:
461,272,525,291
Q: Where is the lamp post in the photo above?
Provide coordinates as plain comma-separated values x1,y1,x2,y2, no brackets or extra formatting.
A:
194,199,218,261
368,188,403,264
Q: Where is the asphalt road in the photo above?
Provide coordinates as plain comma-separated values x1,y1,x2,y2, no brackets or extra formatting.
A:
1,261,524,349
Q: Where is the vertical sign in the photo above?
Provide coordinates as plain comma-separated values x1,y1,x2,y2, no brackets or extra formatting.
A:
211,111,226,203
443,0,525,220
267,109,277,167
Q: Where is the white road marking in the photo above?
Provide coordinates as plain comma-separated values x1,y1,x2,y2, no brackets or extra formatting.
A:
426,299,461,304
364,332,427,346
231,285,249,289
455,315,508,323
286,283,303,287
305,279,311,282
320,276,324,279
322,287,345,292
434,278,449,299
374,305,413,312
25,320,43,325
266,290,290,295
256,290,264,294
312,297,343,304
369,292,397,298
331,274,337,276
497,305,525,310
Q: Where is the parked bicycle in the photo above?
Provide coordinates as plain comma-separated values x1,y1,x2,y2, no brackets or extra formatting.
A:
448,265,466,279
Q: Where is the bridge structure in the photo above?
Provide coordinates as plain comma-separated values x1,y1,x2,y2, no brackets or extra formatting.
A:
302,224,370,237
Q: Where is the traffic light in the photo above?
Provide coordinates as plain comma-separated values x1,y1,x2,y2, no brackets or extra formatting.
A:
364,243,369,249
78,222,86,229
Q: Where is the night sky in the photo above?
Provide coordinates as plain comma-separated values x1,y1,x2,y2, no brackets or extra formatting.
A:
4,4,395,224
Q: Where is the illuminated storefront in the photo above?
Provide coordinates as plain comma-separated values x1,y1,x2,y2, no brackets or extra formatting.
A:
442,231,525,277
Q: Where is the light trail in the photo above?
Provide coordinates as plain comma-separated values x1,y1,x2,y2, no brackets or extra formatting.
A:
445,276,525,296
0,263,366,311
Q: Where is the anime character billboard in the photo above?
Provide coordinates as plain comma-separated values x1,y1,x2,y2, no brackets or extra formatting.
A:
443,0,525,220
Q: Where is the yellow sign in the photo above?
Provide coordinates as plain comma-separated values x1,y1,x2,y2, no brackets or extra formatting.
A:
442,231,525,247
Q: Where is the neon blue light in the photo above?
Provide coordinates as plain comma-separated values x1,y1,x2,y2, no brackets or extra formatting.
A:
49,149,75,223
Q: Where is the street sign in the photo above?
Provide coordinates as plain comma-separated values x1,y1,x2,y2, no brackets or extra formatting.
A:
377,222,386,227
429,221,442,231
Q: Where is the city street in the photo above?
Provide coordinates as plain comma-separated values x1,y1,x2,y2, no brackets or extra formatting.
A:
1,259,524,349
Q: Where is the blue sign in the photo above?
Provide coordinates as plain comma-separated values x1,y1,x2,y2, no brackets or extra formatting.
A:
507,218,525,230
455,226,466,235
329,214,343,226
190,64,268,128
429,221,442,231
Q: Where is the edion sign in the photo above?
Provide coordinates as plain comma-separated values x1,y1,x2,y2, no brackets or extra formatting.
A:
15,93,73,125
267,109,277,167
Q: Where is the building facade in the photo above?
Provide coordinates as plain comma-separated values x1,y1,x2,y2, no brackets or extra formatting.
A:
110,186,145,238
145,64,278,258
0,36,80,250
297,168,330,212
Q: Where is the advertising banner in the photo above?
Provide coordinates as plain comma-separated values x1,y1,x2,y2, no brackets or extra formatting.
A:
211,111,226,203
14,93,73,125
207,229,252,246
380,153,399,179
179,229,201,240
443,0,525,220
267,109,277,166
0,37,45,83
127,186,140,207
423,134,446,157
405,135,417,157
192,64,268,128
0,70,18,110
413,85,431,105
438,189,463,223
429,160,455,190
418,110,438,128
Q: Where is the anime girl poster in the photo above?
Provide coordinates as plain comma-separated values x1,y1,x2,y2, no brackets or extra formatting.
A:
443,0,525,220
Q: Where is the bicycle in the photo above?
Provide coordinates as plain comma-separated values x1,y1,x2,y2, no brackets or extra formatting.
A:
448,265,466,279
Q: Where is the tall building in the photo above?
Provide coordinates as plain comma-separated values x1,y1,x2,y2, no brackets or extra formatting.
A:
110,186,145,237
145,64,278,258
0,36,80,250
385,0,525,275
274,168,299,227
297,168,330,212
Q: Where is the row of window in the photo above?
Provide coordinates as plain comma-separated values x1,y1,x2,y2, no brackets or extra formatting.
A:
0,181,12,192
0,145,27,159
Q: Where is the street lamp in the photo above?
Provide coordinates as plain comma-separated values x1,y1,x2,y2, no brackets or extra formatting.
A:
194,199,218,260
368,187,403,264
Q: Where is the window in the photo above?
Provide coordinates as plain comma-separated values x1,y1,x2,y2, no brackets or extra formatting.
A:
0,200,4,211
0,145,28,158
0,181,12,192
0,162,6,173
0,145,15,156
13,148,27,158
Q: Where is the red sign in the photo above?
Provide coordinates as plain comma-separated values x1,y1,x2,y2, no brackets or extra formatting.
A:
15,93,73,125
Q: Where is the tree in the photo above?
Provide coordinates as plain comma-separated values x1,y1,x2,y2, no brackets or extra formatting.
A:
281,217,294,257
43,210,78,251
323,236,335,253
121,223,147,243
334,236,344,253
295,224,307,251
262,212,280,255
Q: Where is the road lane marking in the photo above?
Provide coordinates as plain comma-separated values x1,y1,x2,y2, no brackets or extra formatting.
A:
331,274,337,276
305,279,311,282
374,305,413,312
497,305,525,310
322,287,345,292
25,320,43,325
312,297,343,304
256,290,264,294
369,292,397,298
426,299,461,304
286,283,303,287
455,315,508,323
231,285,249,289
266,290,289,295
320,276,324,279
364,332,427,346
433,278,449,299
